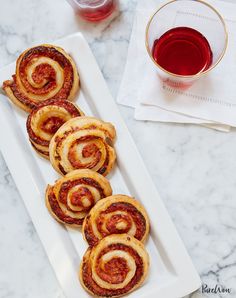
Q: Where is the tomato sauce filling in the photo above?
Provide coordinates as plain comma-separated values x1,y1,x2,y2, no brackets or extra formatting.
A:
31,63,57,93
19,46,74,97
58,178,105,212
105,213,132,234
4,46,76,109
95,203,146,239
84,203,146,247
97,257,129,284
70,187,94,210
47,186,83,225
41,116,65,134
26,99,81,146
68,137,103,169
53,130,112,175
82,243,144,296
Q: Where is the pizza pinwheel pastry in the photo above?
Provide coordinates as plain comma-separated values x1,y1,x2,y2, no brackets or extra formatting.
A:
82,195,150,247
26,99,84,158
2,44,79,112
45,169,112,227
49,116,116,176
79,234,149,297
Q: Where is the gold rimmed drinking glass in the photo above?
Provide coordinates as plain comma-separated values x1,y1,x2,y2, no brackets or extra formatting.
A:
145,0,228,88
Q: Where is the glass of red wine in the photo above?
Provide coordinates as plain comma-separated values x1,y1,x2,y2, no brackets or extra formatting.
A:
66,0,118,22
145,0,228,88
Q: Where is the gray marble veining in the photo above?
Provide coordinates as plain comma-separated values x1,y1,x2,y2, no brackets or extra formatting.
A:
0,0,236,297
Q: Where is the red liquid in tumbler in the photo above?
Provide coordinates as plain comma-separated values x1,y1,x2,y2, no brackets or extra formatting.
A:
152,27,213,76
76,0,117,22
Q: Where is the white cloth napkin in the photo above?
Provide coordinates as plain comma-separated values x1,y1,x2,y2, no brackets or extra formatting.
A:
117,0,236,132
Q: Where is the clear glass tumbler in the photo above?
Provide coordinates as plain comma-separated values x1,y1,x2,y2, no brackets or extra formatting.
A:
66,0,118,22
145,0,228,88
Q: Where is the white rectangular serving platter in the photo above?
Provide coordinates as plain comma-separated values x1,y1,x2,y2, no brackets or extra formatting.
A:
0,33,201,298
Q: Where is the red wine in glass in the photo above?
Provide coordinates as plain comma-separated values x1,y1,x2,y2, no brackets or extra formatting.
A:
73,0,117,22
152,27,213,76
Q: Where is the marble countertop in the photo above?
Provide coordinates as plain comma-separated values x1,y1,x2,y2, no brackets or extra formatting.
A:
0,0,236,297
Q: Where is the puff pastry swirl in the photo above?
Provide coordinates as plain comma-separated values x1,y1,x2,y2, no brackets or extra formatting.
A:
2,44,79,112
26,99,84,158
79,234,149,297
82,195,149,247
45,169,112,227
49,116,116,176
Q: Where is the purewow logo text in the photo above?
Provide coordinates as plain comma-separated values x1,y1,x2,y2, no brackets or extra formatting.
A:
202,284,231,294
